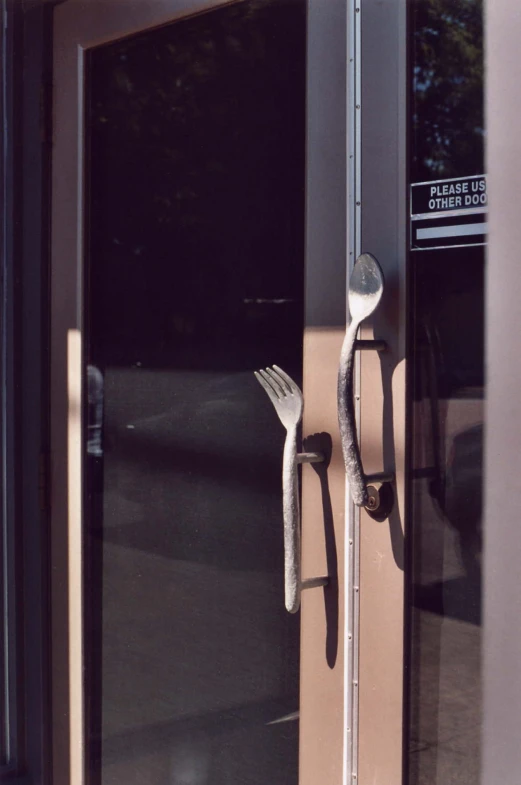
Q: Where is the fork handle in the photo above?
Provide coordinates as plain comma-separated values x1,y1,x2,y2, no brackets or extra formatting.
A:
282,426,301,613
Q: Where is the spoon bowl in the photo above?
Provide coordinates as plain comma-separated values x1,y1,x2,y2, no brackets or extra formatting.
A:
348,252,385,324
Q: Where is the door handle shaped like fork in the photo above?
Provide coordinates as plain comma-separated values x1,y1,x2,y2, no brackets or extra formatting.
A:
338,253,394,511
254,366,326,613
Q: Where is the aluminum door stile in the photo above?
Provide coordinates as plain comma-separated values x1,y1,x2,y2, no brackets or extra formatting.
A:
484,4,521,784
344,0,362,782
290,0,351,781
357,2,408,784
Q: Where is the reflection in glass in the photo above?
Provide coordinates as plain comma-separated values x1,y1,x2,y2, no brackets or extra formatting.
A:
84,2,305,783
411,0,484,181
407,2,484,784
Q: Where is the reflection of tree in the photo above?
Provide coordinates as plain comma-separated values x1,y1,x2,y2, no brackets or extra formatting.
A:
411,0,484,181
87,0,306,364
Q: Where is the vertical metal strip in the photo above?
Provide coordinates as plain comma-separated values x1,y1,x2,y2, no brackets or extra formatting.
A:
484,4,521,783
352,3,362,783
68,327,84,785
344,1,361,783
1,1,20,769
0,0,12,765
77,46,84,330
70,41,85,785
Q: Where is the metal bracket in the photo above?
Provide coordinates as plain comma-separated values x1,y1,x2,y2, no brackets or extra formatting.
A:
354,339,387,352
301,576,329,590
297,451,324,464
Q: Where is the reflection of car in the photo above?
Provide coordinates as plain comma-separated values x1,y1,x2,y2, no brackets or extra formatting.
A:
87,364,104,457
444,422,483,577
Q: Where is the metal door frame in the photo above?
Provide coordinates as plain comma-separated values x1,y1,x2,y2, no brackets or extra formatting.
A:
6,1,521,784
353,2,408,783
484,3,521,784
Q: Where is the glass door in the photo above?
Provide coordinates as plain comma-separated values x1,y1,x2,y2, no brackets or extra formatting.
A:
84,7,304,783
50,1,348,784
355,1,484,783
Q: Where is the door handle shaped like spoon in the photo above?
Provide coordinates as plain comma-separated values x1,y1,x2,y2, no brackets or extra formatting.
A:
254,366,326,613
338,253,394,509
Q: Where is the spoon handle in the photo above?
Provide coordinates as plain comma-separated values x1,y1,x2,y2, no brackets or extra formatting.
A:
338,319,368,506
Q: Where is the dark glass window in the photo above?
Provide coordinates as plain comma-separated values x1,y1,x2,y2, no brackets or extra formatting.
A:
407,2,484,784
84,3,306,783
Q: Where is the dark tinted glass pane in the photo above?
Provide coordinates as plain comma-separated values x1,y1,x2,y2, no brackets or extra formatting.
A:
411,0,484,182
84,2,305,783
407,2,484,783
